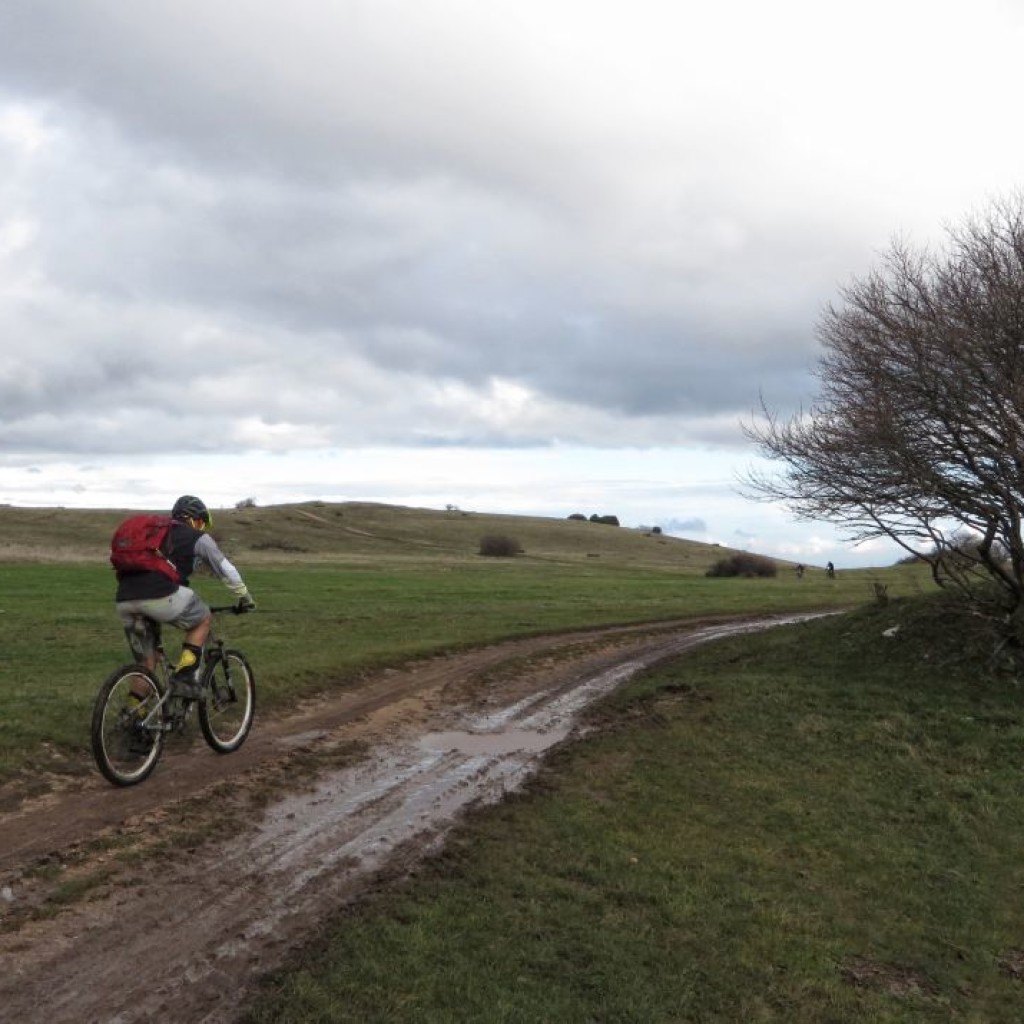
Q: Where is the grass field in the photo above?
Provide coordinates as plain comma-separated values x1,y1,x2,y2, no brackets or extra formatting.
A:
6,501,1015,1021
0,502,927,783
243,599,1024,1023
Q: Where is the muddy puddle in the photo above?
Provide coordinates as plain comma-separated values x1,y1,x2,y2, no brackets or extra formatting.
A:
420,728,566,754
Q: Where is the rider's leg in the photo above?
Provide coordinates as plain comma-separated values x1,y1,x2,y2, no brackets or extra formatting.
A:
117,588,211,692
130,654,157,700
115,612,159,701
171,614,212,679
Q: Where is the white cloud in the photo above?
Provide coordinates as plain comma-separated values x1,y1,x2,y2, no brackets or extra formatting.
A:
0,103,54,154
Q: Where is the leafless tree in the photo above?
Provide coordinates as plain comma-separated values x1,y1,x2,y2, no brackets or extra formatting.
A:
745,194,1024,637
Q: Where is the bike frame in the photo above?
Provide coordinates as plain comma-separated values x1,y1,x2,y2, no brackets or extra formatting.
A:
129,605,245,734
93,604,256,786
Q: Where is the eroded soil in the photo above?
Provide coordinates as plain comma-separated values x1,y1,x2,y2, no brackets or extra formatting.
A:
0,613,822,1024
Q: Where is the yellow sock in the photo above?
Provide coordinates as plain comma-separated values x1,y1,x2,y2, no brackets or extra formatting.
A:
174,649,199,673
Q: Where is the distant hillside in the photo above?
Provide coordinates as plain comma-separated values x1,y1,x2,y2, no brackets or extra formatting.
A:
0,500,771,573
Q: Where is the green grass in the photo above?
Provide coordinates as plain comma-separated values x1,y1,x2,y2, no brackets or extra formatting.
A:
6,502,1014,1020
0,500,929,783
0,553,926,783
242,599,1024,1023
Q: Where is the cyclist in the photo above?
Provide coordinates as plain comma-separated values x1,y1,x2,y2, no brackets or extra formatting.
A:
114,495,256,697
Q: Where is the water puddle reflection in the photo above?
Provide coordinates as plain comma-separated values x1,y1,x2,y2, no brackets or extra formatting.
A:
419,727,569,755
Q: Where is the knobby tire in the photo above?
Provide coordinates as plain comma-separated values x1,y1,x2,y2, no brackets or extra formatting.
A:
91,665,166,786
198,649,256,753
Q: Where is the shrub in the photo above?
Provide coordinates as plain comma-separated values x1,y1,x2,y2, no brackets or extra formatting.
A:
235,497,257,509
705,552,778,578
251,539,309,553
567,513,587,521
479,534,522,557
895,552,923,565
589,514,620,526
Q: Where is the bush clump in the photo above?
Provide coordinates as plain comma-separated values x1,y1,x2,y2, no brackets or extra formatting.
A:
705,552,778,578
479,534,522,557
251,539,309,553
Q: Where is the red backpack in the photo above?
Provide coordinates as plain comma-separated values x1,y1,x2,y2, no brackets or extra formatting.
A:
110,514,182,583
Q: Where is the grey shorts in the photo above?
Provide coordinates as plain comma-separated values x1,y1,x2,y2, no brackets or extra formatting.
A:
116,587,210,631
116,588,210,660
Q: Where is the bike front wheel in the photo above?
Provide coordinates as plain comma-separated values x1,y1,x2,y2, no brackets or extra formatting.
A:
198,649,256,753
91,665,166,786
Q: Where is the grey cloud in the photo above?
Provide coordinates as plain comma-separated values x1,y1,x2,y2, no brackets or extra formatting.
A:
3,96,823,432
0,2,603,205
0,1,877,461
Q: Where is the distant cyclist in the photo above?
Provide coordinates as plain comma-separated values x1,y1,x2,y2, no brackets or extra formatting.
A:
113,495,256,696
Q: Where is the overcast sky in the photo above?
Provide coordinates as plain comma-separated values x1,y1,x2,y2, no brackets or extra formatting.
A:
2,0,1022,567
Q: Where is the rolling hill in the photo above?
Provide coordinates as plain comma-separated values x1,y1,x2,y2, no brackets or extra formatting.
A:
0,500,771,573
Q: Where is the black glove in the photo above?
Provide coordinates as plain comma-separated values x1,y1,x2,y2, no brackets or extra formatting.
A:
235,595,256,613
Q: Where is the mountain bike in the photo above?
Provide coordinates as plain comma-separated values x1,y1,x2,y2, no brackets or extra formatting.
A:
91,606,256,786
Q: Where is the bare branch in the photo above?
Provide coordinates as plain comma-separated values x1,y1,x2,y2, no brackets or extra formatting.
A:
744,191,1024,624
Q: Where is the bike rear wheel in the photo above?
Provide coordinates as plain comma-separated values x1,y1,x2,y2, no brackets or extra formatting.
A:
198,649,255,753
91,665,166,786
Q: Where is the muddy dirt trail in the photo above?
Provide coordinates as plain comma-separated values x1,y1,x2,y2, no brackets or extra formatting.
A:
0,613,824,1024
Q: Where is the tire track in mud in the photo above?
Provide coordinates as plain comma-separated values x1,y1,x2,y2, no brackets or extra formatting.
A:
0,612,828,1024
